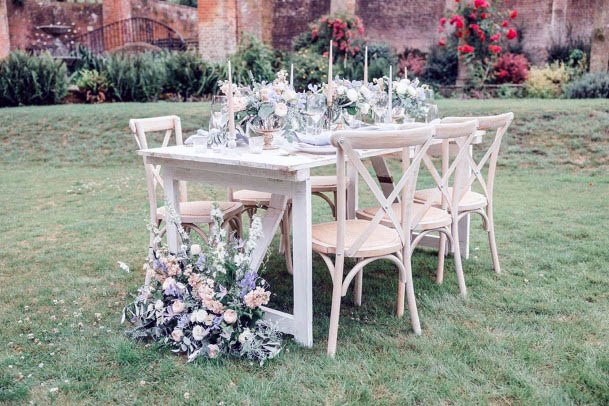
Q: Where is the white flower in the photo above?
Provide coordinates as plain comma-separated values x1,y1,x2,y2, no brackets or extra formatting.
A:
192,325,206,341
172,300,185,314
191,309,207,323
238,329,253,344
346,88,359,102
407,86,417,97
204,314,215,326
190,244,201,256
284,89,297,102
358,102,370,115
154,300,164,311
274,102,288,117
336,85,347,95
233,97,248,112
171,328,184,342
395,81,408,95
162,277,176,291
207,344,220,358
223,309,238,324
359,86,372,100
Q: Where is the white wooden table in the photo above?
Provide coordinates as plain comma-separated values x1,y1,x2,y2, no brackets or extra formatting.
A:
138,141,477,347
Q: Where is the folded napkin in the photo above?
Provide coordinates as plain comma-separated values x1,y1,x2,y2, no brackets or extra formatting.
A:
294,131,332,146
184,129,209,145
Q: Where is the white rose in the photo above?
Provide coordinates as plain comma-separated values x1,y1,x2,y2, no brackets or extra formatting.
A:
204,314,215,326
238,329,253,344
396,81,408,95
407,86,417,97
172,300,185,314
274,102,288,117
358,102,370,115
190,244,201,256
192,325,205,341
190,309,207,323
171,328,183,342
284,89,297,102
162,277,176,291
223,309,238,324
259,88,270,101
346,88,359,102
336,85,347,95
208,344,220,358
154,300,164,311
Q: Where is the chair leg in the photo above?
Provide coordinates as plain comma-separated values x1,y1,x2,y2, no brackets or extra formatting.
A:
403,250,421,334
436,232,447,284
327,256,345,357
486,206,501,274
353,262,363,306
451,217,467,298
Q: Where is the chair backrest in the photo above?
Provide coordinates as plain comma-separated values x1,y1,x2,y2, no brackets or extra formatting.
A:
129,115,186,225
332,126,434,258
440,112,514,206
416,120,479,223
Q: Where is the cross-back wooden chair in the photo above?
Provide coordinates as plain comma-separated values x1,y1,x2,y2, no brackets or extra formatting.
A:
129,115,243,250
312,125,434,356
357,120,479,298
415,112,514,277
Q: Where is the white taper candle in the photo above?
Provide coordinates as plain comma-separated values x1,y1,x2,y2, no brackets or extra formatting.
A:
227,60,236,148
387,65,393,124
364,46,368,84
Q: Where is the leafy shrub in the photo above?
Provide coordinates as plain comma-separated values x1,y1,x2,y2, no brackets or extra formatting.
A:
69,45,105,74
547,26,591,67
225,36,276,86
398,48,427,79
422,44,458,86
0,51,68,107
163,51,220,98
564,73,609,98
336,42,397,81
288,48,327,91
293,14,365,57
493,52,529,84
102,52,166,102
525,62,570,98
496,84,525,98
75,69,109,103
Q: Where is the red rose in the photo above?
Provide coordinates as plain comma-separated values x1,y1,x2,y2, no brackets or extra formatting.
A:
438,38,446,46
478,31,486,42
488,45,502,54
497,70,508,78
510,9,518,19
470,23,480,32
490,33,501,42
470,12,477,20
455,19,465,29
507,28,517,40
480,13,488,19
457,44,475,53
455,29,464,38
474,0,489,8
440,17,447,26
501,20,509,27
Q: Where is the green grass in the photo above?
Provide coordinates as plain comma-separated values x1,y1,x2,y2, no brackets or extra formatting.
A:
1,99,609,404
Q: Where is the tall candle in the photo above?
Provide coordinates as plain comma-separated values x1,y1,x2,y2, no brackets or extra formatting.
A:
364,46,368,84
386,65,393,124
290,63,294,88
327,40,333,106
227,60,236,148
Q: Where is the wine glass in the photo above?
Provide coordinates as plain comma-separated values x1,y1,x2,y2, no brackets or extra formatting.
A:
209,95,228,132
304,93,326,135
372,91,389,124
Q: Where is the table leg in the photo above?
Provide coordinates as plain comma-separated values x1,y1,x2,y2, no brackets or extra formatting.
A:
162,168,181,254
291,177,313,347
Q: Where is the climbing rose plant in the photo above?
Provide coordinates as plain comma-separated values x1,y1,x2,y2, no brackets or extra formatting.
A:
310,14,365,57
438,0,519,83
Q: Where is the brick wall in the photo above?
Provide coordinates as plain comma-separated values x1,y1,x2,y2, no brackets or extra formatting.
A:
1,0,10,58
271,0,330,49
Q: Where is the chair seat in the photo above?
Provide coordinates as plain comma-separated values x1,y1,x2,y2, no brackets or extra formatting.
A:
232,190,272,207
312,219,402,258
311,175,338,192
157,201,242,224
356,203,452,231
414,188,487,212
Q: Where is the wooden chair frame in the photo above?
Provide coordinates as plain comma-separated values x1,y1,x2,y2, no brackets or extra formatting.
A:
440,113,514,274
320,126,434,356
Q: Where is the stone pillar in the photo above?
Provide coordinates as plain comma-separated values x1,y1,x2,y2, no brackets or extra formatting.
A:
198,0,238,62
0,0,10,59
550,0,568,41
330,0,356,15
590,0,609,72
102,0,132,50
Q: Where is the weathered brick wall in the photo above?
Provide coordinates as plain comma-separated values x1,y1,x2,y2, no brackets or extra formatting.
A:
133,0,197,40
1,0,10,58
271,0,330,49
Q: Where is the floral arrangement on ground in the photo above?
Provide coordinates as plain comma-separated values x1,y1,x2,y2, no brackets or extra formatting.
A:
122,205,283,364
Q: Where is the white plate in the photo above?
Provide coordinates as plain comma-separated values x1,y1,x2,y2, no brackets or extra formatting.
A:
294,143,336,155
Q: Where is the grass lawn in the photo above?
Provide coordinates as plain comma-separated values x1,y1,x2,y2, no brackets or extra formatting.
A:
1,99,609,404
